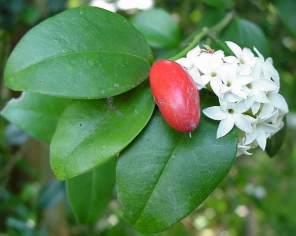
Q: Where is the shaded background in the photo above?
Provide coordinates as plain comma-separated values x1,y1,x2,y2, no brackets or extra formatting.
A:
0,0,296,235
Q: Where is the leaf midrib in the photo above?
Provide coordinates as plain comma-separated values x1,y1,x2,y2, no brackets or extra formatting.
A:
7,50,150,78
63,108,109,160
133,135,185,226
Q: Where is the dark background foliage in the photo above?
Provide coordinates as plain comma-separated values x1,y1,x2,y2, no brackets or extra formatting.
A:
0,0,296,235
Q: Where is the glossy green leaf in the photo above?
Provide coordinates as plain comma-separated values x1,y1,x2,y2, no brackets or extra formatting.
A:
197,8,226,30
275,0,296,38
202,0,234,9
116,112,237,233
5,6,152,99
103,222,190,236
66,158,115,224
266,122,287,158
50,84,154,180
222,18,270,56
132,9,180,49
1,93,71,142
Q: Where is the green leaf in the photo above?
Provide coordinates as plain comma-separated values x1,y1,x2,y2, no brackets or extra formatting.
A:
275,0,296,38
157,223,191,236
66,158,115,224
116,112,237,233
197,8,226,30
202,0,234,9
5,6,152,99
221,18,270,56
1,93,71,142
103,222,190,236
132,9,180,49
266,122,287,158
50,84,154,180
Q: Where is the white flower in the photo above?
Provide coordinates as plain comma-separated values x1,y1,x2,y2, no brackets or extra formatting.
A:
90,0,117,12
177,58,202,89
90,0,154,12
176,58,194,70
243,76,279,104
210,63,249,102
268,92,289,114
203,102,253,138
186,46,202,59
254,48,280,86
176,41,288,156
226,41,256,65
245,118,278,150
191,50,225,88
237,142,253,156
116,0,154,10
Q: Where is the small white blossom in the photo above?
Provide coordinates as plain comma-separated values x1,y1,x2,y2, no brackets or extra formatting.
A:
116,0,154,10
89,0,154,12
90,0,117,12
176,41,289,156
203,102,253,138
226,41,256,73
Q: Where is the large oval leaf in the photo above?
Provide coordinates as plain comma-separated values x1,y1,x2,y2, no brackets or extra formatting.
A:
1,93,71,142
132,9,181,49
5,6,152,99
221,18,270,56
66,158,115,224
50,84,154,180
116,112,237,233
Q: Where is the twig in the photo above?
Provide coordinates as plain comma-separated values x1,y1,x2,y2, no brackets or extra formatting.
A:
170,11,235,60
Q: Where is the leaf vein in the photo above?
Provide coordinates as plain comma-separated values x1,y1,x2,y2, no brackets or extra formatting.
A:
133,136,185,226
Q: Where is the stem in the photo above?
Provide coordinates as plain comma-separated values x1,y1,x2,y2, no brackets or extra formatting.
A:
170,11,235,61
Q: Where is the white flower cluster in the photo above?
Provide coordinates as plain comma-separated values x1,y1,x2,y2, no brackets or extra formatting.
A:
90,0,154,12
177,42,288,156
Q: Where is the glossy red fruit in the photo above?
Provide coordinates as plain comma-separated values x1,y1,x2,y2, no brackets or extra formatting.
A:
149,60,200,132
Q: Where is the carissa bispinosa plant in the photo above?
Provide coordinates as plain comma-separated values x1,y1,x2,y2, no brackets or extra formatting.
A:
1,5,291,234
177,41,289,156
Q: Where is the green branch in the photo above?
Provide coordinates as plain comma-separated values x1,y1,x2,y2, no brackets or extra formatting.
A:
170,11,235,61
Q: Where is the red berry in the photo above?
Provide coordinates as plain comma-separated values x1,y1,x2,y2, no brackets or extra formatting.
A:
149,60,200,132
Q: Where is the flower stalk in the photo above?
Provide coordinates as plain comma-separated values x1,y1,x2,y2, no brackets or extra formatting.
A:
170,11,235,61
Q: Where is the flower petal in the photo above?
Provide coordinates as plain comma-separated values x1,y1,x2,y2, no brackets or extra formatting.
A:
226,41,242,58
203,106,227,120
252,79,279,92
251,102,261,115
210,79,223,96
254,92,270,103
256,131,267,150
239,75,253,85
187,46,201,59
224,56,238,64
245,133,256,145
217,117,235,138
176,58,193,70
269,93,289,114
234,114,253,133
259,104,275,120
